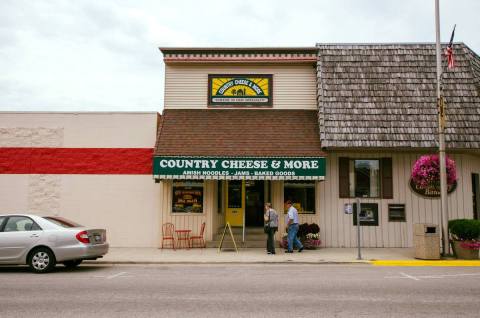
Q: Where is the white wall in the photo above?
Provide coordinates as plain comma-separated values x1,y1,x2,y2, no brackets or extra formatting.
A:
0,112,161,247
164,64,317,110
0,112,158,147
60,175,161,247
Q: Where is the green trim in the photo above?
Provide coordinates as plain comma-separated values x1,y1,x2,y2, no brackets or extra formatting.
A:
153,156,326,180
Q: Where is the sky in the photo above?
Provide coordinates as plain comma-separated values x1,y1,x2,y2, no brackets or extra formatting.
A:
0,0,479,112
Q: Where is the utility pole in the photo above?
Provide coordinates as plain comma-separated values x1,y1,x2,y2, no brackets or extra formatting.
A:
434,0,450,255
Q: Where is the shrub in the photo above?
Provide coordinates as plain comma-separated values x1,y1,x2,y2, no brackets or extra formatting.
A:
308,223,320,234
297,223,309,238
449,219,480,241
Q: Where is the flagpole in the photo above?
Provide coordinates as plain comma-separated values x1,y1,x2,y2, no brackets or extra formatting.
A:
435,0,450,256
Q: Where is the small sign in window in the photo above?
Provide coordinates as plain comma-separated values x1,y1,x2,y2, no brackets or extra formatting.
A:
353,203,379,226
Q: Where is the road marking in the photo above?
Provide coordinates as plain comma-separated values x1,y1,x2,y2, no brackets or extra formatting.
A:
385,272,480,280
417,273,480,279
371,260,480,266
400,272,420,281
93,272,130,279
106,272,128,279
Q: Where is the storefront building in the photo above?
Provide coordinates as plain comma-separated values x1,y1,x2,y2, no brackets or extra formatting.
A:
314,43,480,247
1,44,479,248
154,48,327,245
154,44,480,248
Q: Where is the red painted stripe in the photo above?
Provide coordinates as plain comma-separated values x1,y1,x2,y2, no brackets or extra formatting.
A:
0,148,153,174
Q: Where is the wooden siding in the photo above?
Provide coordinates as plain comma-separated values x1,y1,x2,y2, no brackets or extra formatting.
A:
272,181,320,234
157,153,480,248
318,152,480,248
159,180,215,244
164,64,317,110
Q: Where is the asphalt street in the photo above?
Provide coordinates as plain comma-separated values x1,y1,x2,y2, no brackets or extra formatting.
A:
1,264,480,317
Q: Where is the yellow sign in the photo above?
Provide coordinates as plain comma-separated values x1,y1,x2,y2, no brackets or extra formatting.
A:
209,74,272,106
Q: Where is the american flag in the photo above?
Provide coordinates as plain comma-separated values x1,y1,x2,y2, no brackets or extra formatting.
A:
445,24,456,69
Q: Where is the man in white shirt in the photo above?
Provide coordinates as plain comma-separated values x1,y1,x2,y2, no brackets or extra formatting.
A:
285,200,304,253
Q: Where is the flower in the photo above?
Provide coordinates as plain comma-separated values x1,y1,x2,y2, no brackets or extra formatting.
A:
411,154,457,190
460,241,480,250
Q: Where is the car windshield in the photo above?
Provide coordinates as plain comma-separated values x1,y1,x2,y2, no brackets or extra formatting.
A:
43,216,83,228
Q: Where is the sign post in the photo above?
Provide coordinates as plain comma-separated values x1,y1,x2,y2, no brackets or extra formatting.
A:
434,0,451,255
345,201,362,260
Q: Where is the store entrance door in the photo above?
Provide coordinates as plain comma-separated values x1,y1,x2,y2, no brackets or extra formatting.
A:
225,180,266,228
225,180,244,227
245,181,265,227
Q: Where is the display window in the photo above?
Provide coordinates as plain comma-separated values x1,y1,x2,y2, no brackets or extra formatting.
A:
172,180,204,213
284,181,316,214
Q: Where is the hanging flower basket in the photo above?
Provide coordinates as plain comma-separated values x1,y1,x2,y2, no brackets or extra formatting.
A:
410,154,457,197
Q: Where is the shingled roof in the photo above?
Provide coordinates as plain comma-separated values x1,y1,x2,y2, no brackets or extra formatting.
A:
154,109,325,157
316,43,480,150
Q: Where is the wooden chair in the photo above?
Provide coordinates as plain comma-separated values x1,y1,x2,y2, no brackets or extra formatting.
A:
161,223,175,250
189,222,206,248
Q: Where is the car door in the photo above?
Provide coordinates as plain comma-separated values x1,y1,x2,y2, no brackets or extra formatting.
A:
0,216,42,263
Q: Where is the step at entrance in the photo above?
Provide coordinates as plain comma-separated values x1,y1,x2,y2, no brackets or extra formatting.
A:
207,227,273,248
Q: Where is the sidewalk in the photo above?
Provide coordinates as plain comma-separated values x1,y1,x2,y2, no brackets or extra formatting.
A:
91,247,417,264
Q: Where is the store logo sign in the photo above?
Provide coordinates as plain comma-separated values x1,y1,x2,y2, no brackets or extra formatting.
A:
208,74,272,106
153,156,326,180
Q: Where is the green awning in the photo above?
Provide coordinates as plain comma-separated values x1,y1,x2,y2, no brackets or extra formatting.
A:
153,156,326,180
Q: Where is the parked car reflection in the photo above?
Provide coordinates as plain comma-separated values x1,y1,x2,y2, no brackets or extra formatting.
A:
0,214,108,273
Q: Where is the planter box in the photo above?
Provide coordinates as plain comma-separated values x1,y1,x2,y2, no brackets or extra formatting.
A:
303,238,321,250
452,240,480,259
279,237,321,250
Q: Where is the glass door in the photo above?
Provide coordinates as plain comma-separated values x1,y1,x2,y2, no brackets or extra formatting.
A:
225,180,245,226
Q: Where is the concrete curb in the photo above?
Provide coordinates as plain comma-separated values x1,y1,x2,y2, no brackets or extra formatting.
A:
85,259,480,266
85,260,372,265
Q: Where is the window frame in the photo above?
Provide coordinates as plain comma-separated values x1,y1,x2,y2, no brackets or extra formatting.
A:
388,204,407,222
352,203,379,226
283,180,317,214
340,157,393,199
171,179,205,214
350,159,381,199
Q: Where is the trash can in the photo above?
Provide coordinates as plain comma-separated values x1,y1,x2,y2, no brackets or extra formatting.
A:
414,224,440,259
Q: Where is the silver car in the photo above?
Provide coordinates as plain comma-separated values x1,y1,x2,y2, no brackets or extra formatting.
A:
0,214,109,273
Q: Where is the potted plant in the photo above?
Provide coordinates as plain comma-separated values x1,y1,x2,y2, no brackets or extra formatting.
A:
449,219,480,259
303,223,321,249
279,223,322,250
280,223,309,249
297,223,309,240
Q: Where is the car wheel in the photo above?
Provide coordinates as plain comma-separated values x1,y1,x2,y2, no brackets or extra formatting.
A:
63,260,83,268
28,247,56,273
